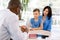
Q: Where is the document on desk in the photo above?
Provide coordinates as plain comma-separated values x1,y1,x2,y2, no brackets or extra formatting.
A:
27,30,51,40
28,30,51,36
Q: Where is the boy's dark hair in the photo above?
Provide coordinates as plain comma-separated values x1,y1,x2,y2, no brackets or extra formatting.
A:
33,8,40,12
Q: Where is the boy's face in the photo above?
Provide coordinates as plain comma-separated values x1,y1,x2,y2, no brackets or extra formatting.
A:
33,11,40,19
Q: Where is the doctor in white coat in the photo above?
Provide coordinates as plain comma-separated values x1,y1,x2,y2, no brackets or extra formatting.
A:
0,0,27,40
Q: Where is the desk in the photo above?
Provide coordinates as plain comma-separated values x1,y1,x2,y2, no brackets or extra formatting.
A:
27,30,51,40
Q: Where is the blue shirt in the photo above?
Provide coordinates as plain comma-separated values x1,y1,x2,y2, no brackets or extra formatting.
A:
43,17,52,31
30,16,42,28
39,16,52,31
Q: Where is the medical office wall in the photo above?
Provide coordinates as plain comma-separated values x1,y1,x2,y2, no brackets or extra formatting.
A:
0,0,60,26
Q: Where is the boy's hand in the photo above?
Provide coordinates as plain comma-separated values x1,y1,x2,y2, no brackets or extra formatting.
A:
30,28,41,31
30,28,37,31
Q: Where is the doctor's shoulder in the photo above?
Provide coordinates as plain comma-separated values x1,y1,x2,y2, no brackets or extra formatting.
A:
0,9,19,20
6,9,18,19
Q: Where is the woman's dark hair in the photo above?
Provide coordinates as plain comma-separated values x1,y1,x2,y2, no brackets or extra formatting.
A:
42,6,52,20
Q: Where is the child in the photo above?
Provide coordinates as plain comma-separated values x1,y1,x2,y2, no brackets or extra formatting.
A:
28,8,43,30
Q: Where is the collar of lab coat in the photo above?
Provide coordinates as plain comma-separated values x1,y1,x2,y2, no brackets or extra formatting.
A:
6,9,19,18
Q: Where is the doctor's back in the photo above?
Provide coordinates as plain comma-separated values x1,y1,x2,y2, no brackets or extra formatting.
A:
0,9,17,40
0,9,25,40
0,0,26,40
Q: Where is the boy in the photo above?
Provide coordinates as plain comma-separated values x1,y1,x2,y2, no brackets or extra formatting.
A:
28,8,43,30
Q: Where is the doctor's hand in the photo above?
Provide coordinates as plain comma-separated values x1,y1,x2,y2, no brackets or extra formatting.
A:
21,25,28,33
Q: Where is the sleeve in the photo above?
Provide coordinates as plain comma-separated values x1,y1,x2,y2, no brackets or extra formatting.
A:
6,15,26,40
47,19,52,31
30,18,35,28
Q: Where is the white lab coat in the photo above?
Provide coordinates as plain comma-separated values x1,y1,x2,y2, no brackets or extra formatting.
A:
0,9,27,40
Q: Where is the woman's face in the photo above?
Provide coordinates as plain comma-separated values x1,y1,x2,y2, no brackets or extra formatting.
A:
43,8,49,16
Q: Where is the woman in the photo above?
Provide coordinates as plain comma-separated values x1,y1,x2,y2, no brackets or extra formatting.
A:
41,6,52,39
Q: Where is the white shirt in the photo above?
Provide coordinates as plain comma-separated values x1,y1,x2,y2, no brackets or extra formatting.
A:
0,9,27,40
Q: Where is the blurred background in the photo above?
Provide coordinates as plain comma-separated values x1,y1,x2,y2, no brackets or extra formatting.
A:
0,0,60,40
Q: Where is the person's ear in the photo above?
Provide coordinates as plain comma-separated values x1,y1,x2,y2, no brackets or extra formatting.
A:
17,7,20,13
